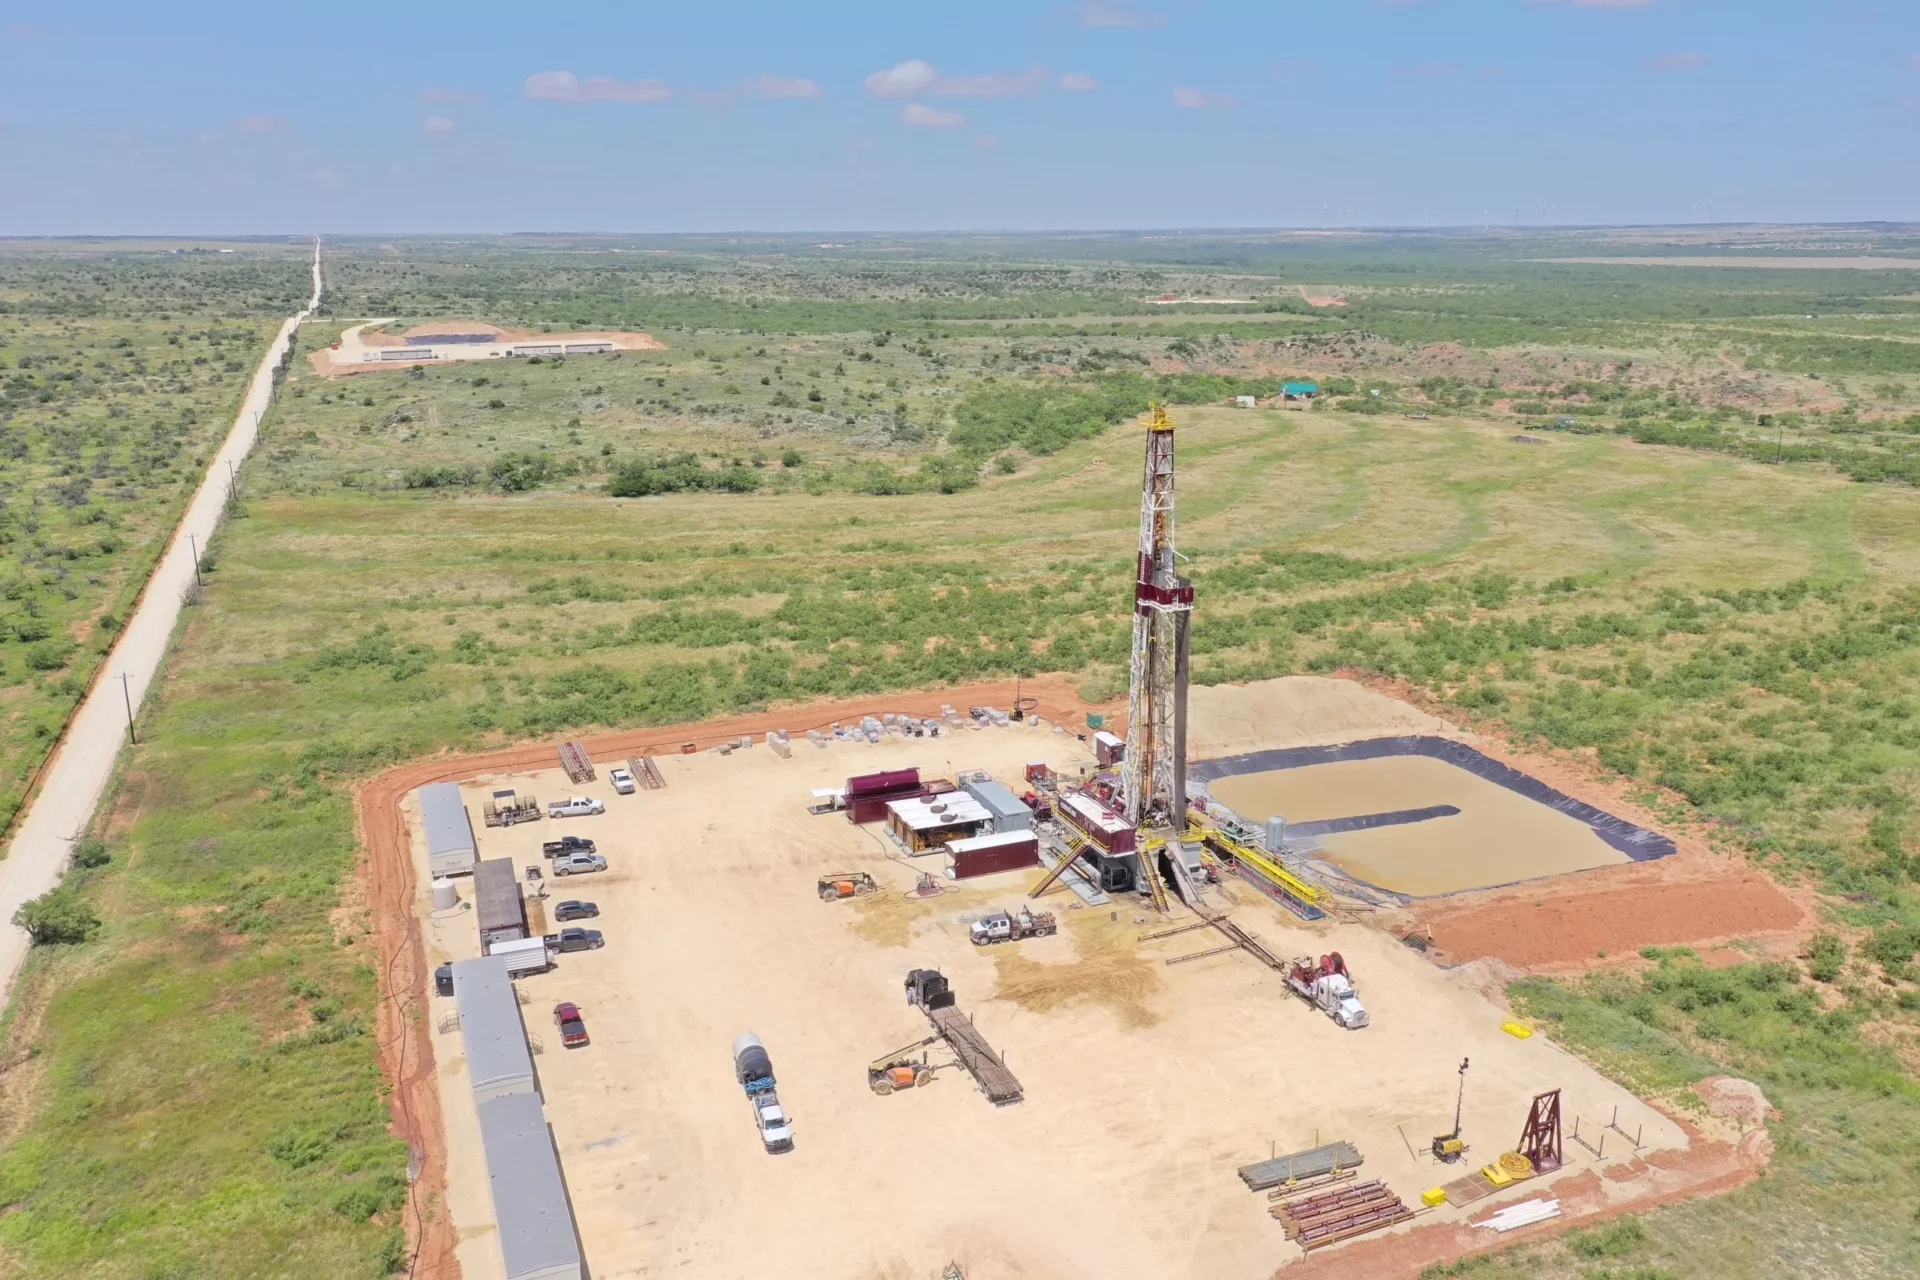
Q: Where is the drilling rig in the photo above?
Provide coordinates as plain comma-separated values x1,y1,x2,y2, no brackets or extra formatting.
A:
1120,403,1194,830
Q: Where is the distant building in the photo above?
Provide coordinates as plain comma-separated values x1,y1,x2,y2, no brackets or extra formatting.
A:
1281,381,1319,400
1233,395,1257,408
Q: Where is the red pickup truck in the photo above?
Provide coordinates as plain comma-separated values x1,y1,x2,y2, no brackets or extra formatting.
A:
553,1002,589,1048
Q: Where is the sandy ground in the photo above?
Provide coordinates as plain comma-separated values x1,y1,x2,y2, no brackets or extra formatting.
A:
394,696,1737,1280
0,245,323,1002
360,674,1800,1279
309,318,666,378
1208,757,1628,896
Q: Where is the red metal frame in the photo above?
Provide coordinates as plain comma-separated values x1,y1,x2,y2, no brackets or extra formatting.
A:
1517,1088,1563,1173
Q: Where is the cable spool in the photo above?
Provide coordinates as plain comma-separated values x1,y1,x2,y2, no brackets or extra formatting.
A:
1499,1151,1534,1178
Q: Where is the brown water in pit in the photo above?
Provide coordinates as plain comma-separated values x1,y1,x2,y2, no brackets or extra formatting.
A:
1207,756,1628,896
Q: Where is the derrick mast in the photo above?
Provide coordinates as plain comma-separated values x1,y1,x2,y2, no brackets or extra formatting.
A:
1121,404,1193,828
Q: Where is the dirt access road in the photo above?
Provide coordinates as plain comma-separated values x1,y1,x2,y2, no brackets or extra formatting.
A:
0,239,323,1000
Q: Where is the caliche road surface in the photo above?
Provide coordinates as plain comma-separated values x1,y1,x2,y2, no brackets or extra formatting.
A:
0,241,324,996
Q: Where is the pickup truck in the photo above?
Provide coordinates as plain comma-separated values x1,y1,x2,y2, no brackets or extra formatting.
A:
548,796,605,818
552,851,607,877
550,926,604,952
542,835,596,857
609,767,636,795
553,1002,589,1048
732,1033,794,1154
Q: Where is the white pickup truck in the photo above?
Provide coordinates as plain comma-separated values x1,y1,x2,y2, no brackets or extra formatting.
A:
547,796,605,818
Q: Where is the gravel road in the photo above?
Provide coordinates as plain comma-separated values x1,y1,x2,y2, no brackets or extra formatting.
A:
0,240,323,996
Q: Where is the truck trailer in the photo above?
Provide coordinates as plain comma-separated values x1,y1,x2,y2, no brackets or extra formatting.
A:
1286,952,1369,1029
732,1033,794,1153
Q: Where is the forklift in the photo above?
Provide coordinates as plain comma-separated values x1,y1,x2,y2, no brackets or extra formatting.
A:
1431,1057,1470,1163
867,1035,942,1095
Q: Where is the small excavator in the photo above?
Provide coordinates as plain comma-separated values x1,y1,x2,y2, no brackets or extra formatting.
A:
1432,1057,1470,1162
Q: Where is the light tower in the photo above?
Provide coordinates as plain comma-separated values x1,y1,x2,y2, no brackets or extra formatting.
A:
1120,404,1193,829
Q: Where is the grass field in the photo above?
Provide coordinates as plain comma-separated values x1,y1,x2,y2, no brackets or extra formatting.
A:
0,246,307,827
5,233,1920,1279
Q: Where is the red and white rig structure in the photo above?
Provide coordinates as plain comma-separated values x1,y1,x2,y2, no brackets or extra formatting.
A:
1120,404,1194,830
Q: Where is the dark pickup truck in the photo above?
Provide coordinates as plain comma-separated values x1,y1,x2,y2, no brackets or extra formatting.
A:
553,1002,589,1048
548,927,604,952
542,836,597,858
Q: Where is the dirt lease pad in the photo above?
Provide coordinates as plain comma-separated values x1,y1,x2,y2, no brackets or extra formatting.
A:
1194,737,1673,897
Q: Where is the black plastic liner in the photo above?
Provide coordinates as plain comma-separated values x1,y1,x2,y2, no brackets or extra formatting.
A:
1286,804,1462,840
1191,735,1675,863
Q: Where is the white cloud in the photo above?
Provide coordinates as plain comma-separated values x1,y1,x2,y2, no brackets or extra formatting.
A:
1080,0,1166,28
743,73,821,99
423,116,456,133
237,114,286,133
1171,87,1208,108
1059,72,1099,92
524,71,672,102
864,59,939,98
1644,49,1707,71
901,102,965,128
931,66,1049,97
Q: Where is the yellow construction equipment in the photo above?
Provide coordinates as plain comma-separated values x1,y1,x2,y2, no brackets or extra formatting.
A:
1198,825,1330,909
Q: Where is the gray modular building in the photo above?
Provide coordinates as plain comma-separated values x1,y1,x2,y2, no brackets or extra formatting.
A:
962,778,1033,833
418,782,478,877
453,955,535,1102
475,857,528,951
477,1091,584,1280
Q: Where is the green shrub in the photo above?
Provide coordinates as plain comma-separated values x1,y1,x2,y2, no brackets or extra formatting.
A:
1808,932,1848,983
70,836,109,869
13,886,101,945
24,639,73,670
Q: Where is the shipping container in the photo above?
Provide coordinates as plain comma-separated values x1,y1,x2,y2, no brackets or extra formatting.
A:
947,829,1040,879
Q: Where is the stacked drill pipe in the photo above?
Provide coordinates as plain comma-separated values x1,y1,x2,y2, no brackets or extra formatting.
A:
1237,1141,1364,1191
1265,1167,1357,1201
1270,1179,1415,1252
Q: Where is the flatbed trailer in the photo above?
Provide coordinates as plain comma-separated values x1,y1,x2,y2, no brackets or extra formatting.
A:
904,969,1022,1106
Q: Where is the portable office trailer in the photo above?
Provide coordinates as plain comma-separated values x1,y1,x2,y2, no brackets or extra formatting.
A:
946,829,1040,879
418,781,478,877
1093,731,1127,768
478,1091,584,1280
453,956,535,1103
475,858,528,951
961,778,1033,832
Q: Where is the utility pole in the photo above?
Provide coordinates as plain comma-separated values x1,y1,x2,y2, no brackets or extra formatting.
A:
188,532,202,587
116,673,137,745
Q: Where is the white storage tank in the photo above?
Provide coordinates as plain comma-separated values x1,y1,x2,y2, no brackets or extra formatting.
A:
432,878,459,911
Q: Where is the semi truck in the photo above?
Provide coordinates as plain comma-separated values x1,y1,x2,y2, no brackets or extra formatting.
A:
968,907,1057,946
1286,952,1369,1029
732,1033,794,1154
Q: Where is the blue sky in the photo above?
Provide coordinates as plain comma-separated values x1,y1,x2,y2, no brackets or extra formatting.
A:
1,1,1915,235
